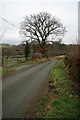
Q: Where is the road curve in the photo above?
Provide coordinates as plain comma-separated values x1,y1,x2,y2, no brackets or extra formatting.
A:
2,59,56,118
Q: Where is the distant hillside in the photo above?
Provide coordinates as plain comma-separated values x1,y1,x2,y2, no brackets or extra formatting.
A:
2,42,78,57
0,43,14,48
2,43,25,56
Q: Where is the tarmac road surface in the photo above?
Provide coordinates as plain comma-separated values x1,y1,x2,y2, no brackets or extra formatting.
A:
2,59,56,118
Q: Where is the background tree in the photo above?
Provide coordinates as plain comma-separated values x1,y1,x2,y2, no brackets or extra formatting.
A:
24,41,30,60
20,12,66,55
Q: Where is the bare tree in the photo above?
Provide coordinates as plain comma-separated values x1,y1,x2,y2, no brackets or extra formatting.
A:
20,12,66,55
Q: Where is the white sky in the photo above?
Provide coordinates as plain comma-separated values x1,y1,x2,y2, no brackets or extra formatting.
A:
0,0,79,45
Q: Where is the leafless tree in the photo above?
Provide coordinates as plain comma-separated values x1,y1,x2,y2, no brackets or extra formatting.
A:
20,12,66,55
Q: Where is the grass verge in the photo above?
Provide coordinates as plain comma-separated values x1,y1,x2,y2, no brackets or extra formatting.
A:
2,67,14,78
35,60,80,118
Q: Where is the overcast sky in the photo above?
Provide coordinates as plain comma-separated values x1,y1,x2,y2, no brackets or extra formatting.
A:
0,0,79,45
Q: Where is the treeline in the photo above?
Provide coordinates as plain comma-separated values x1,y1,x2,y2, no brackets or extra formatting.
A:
2,44,25,56
2,41,72,57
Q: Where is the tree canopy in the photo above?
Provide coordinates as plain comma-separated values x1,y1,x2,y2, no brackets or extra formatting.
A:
20,12,66,54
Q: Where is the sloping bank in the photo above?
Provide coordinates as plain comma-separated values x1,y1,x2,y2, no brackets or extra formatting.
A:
34,60,80,118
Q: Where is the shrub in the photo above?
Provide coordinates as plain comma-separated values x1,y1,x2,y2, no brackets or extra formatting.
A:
64,45,79,82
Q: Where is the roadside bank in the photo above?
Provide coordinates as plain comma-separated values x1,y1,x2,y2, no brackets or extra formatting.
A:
34,60,80,118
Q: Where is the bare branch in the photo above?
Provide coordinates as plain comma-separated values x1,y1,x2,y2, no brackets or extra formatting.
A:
20,12,66,54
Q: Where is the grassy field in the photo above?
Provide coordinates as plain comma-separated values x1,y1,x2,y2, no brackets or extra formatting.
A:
35,60,80,118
